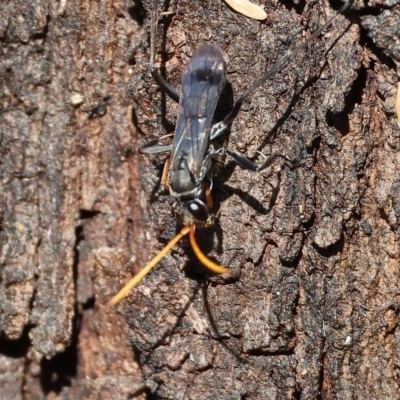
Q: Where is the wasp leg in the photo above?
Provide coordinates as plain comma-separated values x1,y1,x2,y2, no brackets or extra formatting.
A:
205,184,214,210
139,142,173,155
210,0,355,135
139,133,174,155
210,121,229,141
161,157,171,191
199,146,225,182
224,147,257,171
150,0,180,103
256,152,293,172
200,145,258,182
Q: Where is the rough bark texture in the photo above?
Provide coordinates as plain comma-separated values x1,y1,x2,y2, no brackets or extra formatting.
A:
1,0,400,399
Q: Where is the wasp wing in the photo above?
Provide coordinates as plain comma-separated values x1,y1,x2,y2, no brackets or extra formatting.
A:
169,45,226,183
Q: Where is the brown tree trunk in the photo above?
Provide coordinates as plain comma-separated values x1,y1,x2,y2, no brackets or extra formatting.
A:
1,0,399,399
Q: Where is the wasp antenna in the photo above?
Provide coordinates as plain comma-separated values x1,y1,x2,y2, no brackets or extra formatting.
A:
189,225,229,274
105,226,191,308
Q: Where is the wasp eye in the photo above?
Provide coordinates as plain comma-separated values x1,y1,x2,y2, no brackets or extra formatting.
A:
187,200,209,222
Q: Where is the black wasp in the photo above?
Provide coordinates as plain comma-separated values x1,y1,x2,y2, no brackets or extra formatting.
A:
107,0,355,307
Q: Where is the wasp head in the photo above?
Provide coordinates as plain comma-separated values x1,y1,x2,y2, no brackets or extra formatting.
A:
173,199,215,228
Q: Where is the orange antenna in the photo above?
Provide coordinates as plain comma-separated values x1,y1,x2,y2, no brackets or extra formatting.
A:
106,225,190,308
188,225,229,274
105,225,229,309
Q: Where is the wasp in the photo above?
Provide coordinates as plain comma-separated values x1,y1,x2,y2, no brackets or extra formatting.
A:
107,0,355,307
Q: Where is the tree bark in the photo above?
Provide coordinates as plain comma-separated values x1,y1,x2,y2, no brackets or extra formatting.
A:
1,0,399,399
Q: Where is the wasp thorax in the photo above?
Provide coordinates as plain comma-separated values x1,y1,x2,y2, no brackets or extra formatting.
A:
169,169,198,195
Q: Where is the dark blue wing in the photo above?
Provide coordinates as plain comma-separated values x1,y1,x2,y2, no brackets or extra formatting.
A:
169,45,226,180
